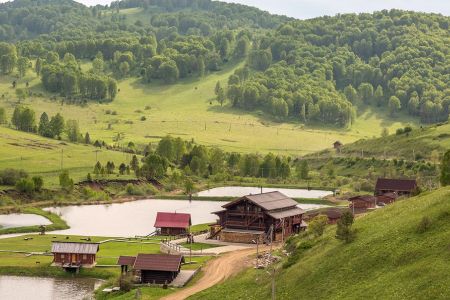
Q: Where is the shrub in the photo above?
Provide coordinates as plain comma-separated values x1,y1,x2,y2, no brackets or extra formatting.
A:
336,211,355,243
119,275,133,292
81,187,109,201
0,169,28,186
125,183,144,196
416,216,432,233
59,170,74,192
309,215,328,237
32,176,44,192
15,178,35,195
396,128,404,135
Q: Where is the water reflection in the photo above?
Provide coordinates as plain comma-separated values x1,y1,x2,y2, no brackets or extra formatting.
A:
0,214,52,229
0,275,102,300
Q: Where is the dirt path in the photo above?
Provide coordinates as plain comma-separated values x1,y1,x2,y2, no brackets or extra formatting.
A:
161,246,268,300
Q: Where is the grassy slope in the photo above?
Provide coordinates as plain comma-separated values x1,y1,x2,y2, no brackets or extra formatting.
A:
0,126,137,188
323,122,450,161
0,61,414,156
191,187,450,300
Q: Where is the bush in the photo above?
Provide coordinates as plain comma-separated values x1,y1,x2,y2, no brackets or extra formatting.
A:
32,176,44,192
336,211,355,243
15,178,35,195
0,169,28,186
282,240,314,269
309,215,328,237
396,128,404,135
125,183,144,196
119,275,133,292
81,187,109,201
416,216,432,233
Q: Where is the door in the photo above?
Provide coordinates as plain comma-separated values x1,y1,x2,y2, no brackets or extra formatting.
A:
71,254,77,263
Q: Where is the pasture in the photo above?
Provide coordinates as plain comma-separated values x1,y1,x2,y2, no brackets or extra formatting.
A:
0,61,415,157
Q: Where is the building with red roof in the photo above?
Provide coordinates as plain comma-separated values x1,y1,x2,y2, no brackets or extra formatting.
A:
154,212,191,235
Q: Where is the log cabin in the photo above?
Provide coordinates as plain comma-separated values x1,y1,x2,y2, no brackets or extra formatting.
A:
306,208,345,224
154,212,191,236
375,178,417,196
348,195,378,211
212,191,304,243
117,254,184,284
51,242,99,269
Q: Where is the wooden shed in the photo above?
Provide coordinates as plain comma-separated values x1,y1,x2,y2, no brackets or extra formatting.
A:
117,255,136,274
154,212,191,236
51,242,99,269
130,254,184,284
375,178,417,196
213,191,304,243
376,192,398,205
348,195,378,211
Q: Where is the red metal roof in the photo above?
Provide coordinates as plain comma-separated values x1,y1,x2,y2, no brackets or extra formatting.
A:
117,256,136,266
154,212,191,229
133,254,184,272
375,178,417,191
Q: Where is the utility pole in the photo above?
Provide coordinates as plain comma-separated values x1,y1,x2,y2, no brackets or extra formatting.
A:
271,267,276,300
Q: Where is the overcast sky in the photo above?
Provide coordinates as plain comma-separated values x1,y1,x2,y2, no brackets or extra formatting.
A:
1,0,449,19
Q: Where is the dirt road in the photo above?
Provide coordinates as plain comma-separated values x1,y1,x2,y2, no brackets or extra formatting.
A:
161,246,266,300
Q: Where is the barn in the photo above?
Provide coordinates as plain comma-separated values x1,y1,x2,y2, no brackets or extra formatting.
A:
213,191,304,243
154,212,191,236
348,195,378,211
51,242,99,269
375,178,417,196
118,254,184,284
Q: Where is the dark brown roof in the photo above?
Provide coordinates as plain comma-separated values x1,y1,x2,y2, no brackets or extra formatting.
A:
133,254,184,272
348,195,377,203
223,191,298,211
375,178,417,191
377,192,398,201
266,207,305,219
117,256,136,266
325,208,344,219
154,212,191,229
51,242,99,254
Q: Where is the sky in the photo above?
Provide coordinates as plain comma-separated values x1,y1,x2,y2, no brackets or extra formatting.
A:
1,0,449,19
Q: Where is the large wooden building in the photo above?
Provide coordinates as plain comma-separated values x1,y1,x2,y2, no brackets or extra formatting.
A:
213,191,304,243
118,254,184,284
51,242,99,268
154,212,191,236
348,195,378,210
375,178,417,196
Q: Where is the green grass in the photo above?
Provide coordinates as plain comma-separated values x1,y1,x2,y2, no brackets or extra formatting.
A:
189,223,213,234
190,187,450,300
0,63,414,157
0,126,138,188
0,207,68,235
180,242,220,251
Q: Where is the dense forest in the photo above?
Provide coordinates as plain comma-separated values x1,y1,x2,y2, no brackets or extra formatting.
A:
0,0,449,125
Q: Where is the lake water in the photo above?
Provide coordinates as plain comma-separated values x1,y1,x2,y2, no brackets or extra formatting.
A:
0,214,52,229
0,275,102,300
197,186,333,198
45,199,228,237
43,198,327,237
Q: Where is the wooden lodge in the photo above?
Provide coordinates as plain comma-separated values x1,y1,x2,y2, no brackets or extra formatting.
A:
375,178,417,196
51,242,99,270
117,254,184,284
154,212,191,236
212,191,304,243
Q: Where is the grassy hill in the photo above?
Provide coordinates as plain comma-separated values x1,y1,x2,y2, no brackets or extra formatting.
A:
190,187,450,299
0,126,136,188
0,62,413,156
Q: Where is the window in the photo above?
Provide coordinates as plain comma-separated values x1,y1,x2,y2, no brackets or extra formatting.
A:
83,255,87,260
61,254,65,259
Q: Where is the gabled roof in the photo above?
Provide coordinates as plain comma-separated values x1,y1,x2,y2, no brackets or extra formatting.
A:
117,256,136,266
51,242,99,254
133,254,184,272
266,207,305,219
348,195,377,203
222,191,298,211
154,212,191,229
375,178,417,191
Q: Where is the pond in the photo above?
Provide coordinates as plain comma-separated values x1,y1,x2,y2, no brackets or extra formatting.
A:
0,275,102,300
197,186,333,198
45,199,228,237
0,213,52,229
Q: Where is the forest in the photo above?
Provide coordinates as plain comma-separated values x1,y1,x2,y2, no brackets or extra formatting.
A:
0,1,449,125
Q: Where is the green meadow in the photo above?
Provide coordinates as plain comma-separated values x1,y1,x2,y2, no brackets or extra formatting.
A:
190,187,450,300
0,62,415,157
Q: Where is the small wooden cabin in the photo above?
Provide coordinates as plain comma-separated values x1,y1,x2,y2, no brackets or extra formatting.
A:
213,191,304,243
117,255,136,274
122,254,184,284
348,195,378,211
154,212,191,236
306,208,345,224
375,178,417,196
376,192,398,205
51,242,99,268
